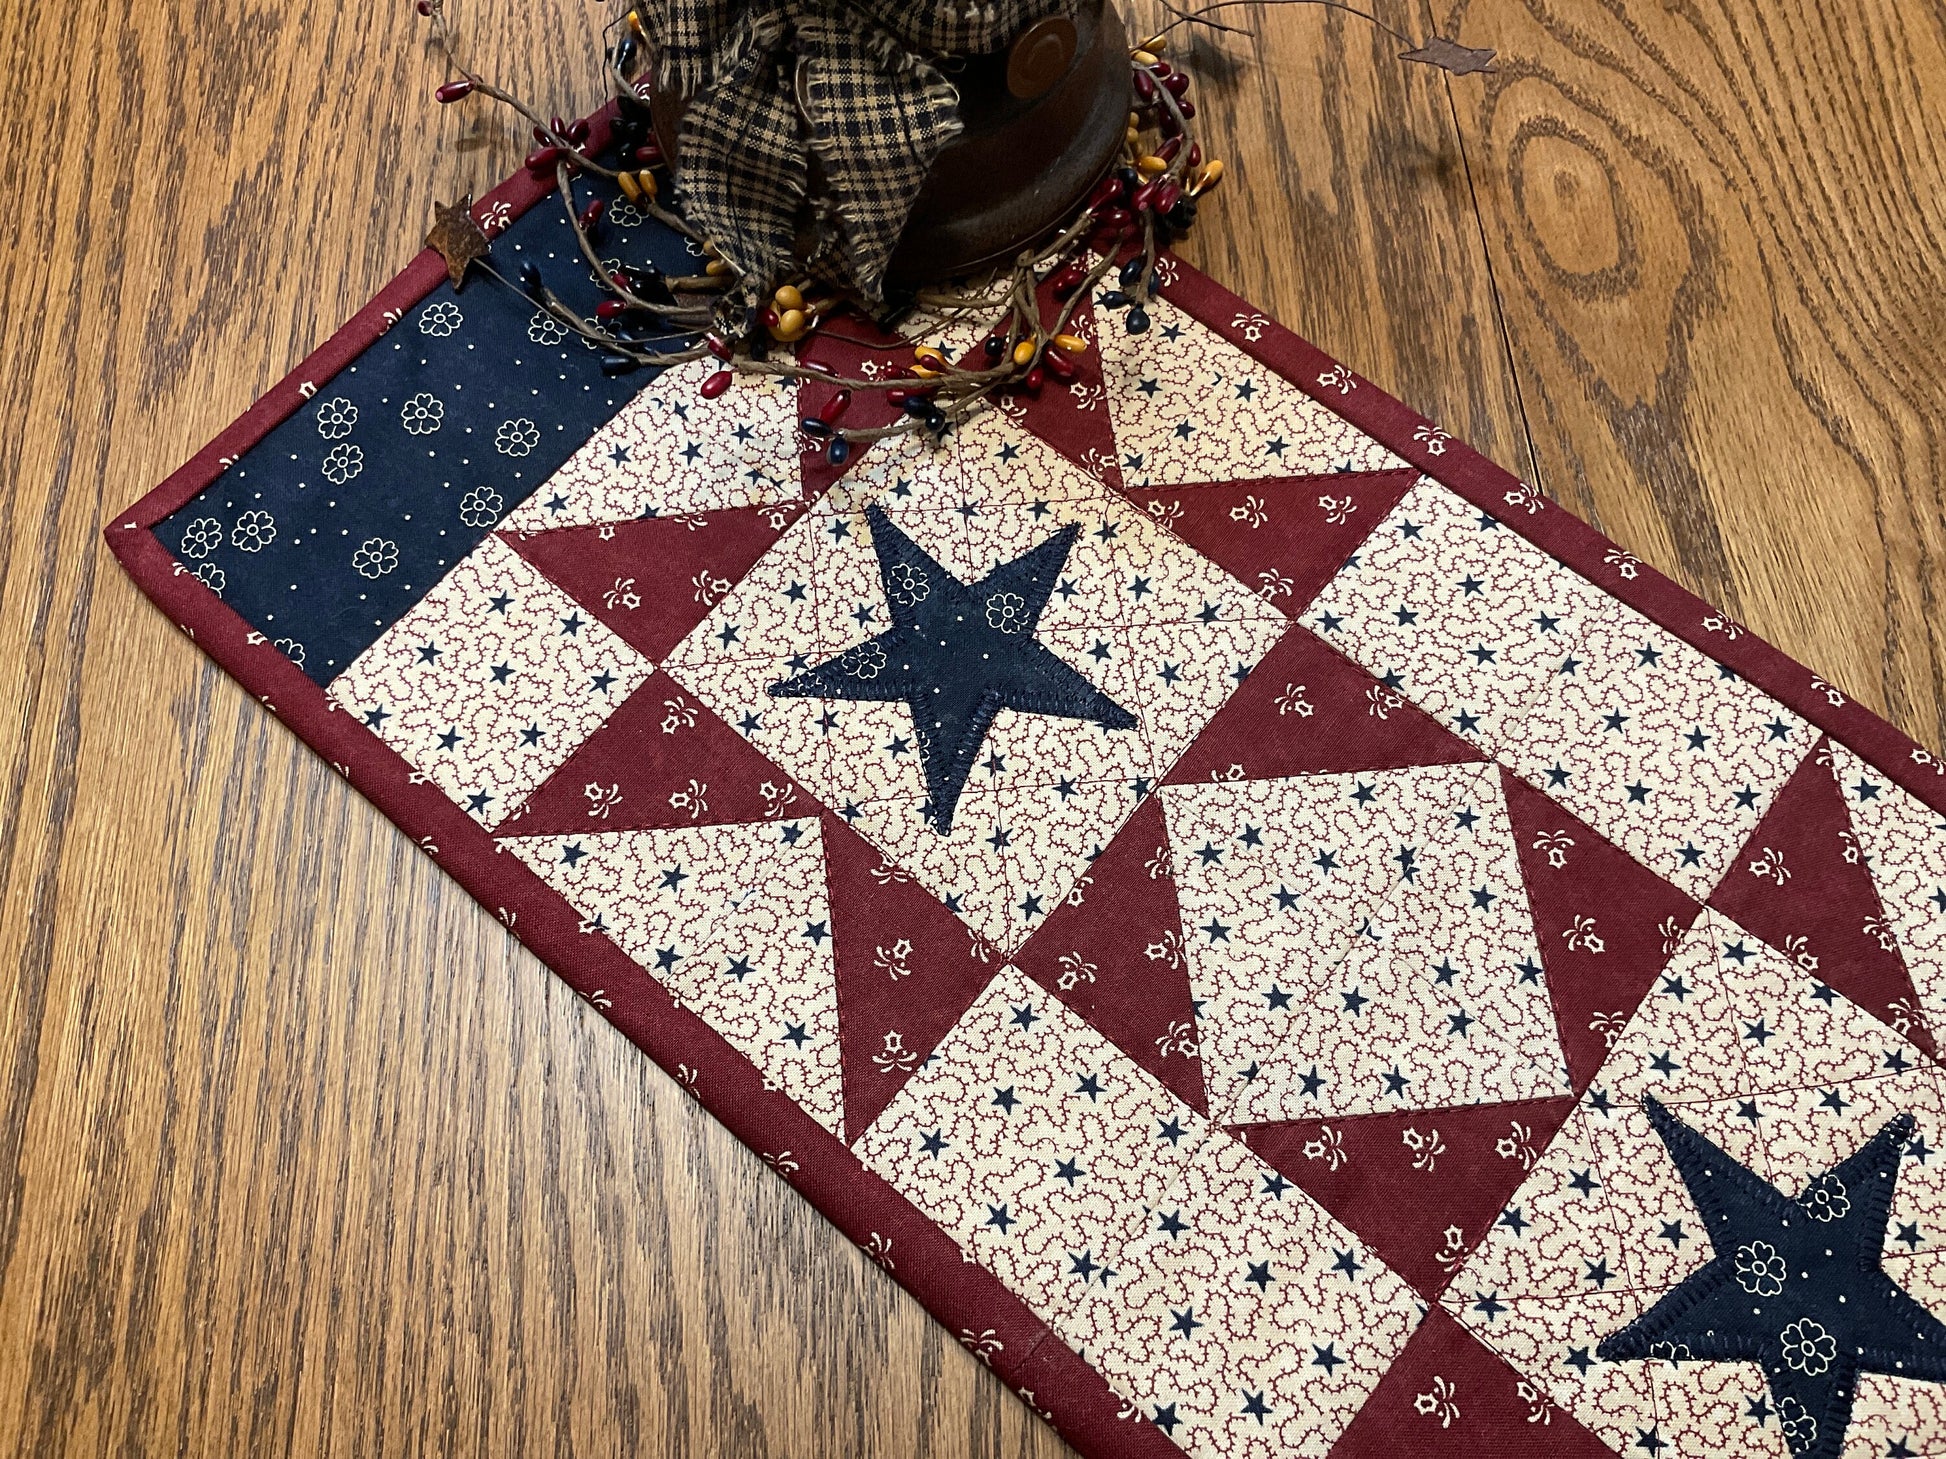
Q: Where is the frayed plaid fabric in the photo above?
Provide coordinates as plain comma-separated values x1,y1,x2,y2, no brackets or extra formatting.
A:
639,0,1075,311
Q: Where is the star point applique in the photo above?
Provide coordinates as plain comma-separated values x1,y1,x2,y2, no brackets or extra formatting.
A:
1599,1096,1946,1459
768,505,1135,833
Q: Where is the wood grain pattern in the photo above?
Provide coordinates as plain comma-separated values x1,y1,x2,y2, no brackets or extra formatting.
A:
0,0,1940,1453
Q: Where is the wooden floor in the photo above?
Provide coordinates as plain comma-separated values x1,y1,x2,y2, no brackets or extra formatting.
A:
3,0,1943,1454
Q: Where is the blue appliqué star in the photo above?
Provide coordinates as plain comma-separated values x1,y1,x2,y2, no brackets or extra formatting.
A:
1599,1097,1946,1459
769,505,1134,832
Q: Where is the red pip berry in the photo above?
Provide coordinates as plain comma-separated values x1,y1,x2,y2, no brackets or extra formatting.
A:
525,145,564,173
434,79,474,102
705,334,733,361
635,140,665,166
700,370,734,399
1042,349,1076,381
595,299,626,320
579,197,606,228
1087,175,1125,210
1023,366,1045,392
1163,71,1190,97
569,118,592,143
415,0,434,14
818,388,852,424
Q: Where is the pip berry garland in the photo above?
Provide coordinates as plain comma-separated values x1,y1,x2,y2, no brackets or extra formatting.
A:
414,1,1487,462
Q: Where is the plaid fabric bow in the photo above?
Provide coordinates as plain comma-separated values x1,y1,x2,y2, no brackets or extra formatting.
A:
638,0,1076,315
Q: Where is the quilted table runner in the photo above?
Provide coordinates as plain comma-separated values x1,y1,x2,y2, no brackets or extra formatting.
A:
111,124,1946,1459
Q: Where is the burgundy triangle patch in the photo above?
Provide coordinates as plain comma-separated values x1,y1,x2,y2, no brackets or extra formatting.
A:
1709,738,1936,1055
973,291,1123,489
1502,769,1702,1090
1011,796,1209,1111
1125,468,1420,612
1166,625,1484,786
498,670,796,835
501,508,788,662
1241,1094,1576,1303
1327,1304,1616,1458
825,813,1002,1139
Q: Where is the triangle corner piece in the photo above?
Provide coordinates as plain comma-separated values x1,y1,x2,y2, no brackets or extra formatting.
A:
1707,735,1937,1058
1500,767,1703,1093
1167,623,1486,787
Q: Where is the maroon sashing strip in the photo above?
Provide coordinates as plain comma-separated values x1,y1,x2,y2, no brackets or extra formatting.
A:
106,137,1946,1459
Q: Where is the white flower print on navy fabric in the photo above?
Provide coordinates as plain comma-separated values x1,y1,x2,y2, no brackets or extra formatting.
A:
231,510,277,552
322,443,363,484
1733,1240,1786,1296
495,418,541,457
457,486,504,528
352,538,399,579
180,517,223,559
417,300,462,336
401,392,444,435
1778,1318,1837,1375
984,590,1029,634
315,397,358,439
274,637,306,668
1797,1172,1850,1222
192,562,225,595
150,185,716,683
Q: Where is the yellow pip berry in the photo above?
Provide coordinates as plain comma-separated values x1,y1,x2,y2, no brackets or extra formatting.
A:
913,344,948,369
1011,339,1037,368
1137,154,1168,176
1051,333,1087,355
616,171,642,201
773,283,805,312
1194,159,1226,194
773,308,808,341
705,257,733,277
1130,48,1159,66
1140,33,1167,53
635,171,658,201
